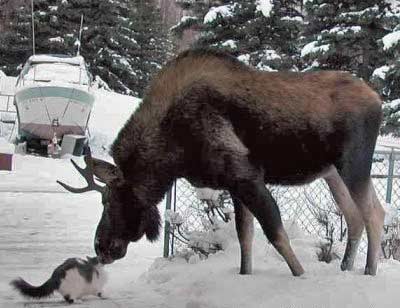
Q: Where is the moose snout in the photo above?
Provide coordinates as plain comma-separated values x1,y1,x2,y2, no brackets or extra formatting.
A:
109,239,128,259
95,238,128,264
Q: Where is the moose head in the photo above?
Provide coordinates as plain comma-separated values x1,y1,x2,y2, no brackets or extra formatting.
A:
57,150,161,264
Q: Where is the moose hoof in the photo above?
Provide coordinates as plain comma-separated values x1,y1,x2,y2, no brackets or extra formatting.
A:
239,269,252,275
364,265,377,276
340,260,354,271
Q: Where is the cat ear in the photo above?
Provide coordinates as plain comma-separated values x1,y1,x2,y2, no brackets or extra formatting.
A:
142,206,161,242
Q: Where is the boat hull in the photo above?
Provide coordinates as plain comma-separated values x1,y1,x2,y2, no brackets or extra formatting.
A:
15,85,94,141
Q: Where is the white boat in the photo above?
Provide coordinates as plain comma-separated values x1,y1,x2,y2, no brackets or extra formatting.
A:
14,54,94,147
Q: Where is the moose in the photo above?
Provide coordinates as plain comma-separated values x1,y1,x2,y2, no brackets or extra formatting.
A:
58,48,384,276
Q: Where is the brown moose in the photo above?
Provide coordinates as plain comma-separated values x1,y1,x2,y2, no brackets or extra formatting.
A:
58,48,384,276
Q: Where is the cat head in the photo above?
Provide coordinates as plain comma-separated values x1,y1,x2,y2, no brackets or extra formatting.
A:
86,256,101,265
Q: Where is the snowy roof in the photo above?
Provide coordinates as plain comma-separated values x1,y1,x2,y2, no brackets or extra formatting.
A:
28,54,86,67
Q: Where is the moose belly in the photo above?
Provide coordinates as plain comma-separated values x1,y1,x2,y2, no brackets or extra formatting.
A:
250,132,343,186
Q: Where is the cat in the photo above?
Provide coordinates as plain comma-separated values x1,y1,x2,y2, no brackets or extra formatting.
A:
10,256,107,304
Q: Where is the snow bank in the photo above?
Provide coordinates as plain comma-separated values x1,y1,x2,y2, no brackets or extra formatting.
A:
136,222,400,308
89,89,141,157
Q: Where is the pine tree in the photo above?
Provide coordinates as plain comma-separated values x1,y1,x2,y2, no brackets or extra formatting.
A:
127,0,173,96
58,0,172,96
55,0,144,95
370,1,400,135
172,0,303,71
0,0,62,75
0,0,172,96
301,0,392,80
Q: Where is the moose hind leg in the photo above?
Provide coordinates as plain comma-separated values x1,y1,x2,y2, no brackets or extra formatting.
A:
231,180,304,276
324,167,365,271
340,161,385,275
232,196,254,274
353,180,385,275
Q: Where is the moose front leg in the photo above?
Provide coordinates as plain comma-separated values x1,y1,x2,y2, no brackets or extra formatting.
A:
231,180,305,277
232,196,254,274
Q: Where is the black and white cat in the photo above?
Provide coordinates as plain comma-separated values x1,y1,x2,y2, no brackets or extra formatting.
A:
10,256,107,304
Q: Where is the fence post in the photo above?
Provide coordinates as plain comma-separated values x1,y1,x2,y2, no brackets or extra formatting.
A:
163,186,173,258
386,149,395,205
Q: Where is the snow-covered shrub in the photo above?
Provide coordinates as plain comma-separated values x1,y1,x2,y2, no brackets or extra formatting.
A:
166,189,235,259
381,204,400,260
303,189,343,263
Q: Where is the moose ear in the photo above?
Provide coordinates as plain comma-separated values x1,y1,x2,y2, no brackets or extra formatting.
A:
91,158,120,184
142,206,161,242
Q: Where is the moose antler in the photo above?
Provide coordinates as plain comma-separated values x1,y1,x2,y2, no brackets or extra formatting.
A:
57,148,105,194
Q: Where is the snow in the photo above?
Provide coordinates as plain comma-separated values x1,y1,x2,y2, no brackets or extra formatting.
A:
372,65,393,80
301,41,330,57
262,49,281,60
165,210,184,225
256,0,273,18
328,26,361,35
281,16,303,22
388,99,400,110
180,16,198,23
382,30,400,51
340,5,379,18
21,62,90,86
377,135,400,149
89,89,141,156
203,5,235,24
195,188,222,202
28,55,85,67
0,75,17,95
139,233,400,308
221,39,237,49
237,54,250,65
48,37,64,43
0,137,14,154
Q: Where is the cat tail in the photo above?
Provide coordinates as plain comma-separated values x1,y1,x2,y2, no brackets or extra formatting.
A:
10,277,57,298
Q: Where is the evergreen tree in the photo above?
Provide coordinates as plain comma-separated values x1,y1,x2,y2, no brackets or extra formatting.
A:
370,1,400,135
300,0,392,80
0,0,172,96
0,0,62,75
56,0,145,95
172,0,303,71
127,0,173,96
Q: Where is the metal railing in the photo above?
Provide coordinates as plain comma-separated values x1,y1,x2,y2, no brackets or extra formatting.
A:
163,148,400,257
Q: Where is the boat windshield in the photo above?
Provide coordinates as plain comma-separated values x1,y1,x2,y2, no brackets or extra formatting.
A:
21,62,90,86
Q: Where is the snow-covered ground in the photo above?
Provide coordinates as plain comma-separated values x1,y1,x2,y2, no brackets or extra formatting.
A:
2,88,400,307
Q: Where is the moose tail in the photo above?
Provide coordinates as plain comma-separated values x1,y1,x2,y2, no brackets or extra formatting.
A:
10,277,57,298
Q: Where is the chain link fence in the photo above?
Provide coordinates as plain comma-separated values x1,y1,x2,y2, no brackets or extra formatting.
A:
163,148,400,257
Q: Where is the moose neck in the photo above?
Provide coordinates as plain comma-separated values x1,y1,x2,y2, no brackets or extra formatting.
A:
111,112,182,209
